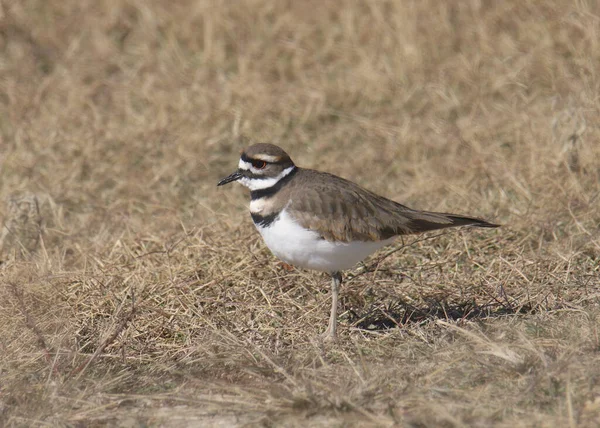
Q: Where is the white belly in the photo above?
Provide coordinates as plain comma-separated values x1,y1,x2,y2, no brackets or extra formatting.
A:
255,209,395,273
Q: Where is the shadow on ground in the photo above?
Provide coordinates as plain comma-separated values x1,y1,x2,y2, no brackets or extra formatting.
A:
349,298,540,331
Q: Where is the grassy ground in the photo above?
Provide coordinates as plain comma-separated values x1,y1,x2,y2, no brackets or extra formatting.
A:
1,0,599,426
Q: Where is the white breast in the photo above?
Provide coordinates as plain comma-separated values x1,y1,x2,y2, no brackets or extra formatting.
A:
254,209,395,273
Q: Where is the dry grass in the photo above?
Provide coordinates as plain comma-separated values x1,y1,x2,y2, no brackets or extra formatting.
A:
1,0,599,426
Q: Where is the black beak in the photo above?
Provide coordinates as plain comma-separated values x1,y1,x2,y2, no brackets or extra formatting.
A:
217,170,243,186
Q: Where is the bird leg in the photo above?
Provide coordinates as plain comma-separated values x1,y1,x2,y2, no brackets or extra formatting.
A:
322,271,342,341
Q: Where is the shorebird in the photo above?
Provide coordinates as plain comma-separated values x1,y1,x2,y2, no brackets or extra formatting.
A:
218,143,499,340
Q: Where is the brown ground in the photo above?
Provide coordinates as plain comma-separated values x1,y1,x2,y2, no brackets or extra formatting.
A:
1,1,599,426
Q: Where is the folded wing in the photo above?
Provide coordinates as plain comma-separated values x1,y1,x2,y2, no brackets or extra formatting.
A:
288,170,499,242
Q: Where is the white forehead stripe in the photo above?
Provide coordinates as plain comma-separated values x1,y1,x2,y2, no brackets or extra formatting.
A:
238,166,296,191
239,159,252,170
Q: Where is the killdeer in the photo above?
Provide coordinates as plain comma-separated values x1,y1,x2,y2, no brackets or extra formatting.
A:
218,143,499,340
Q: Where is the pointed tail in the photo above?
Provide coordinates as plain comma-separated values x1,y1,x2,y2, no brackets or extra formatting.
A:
405,210,500,234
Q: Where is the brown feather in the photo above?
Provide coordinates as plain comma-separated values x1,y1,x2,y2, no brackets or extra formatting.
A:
283,169,499,242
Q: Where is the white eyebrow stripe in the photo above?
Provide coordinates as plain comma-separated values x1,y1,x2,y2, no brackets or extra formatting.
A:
254,154,281,163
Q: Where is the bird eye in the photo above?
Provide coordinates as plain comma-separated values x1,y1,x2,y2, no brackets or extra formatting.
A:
252,160,267,169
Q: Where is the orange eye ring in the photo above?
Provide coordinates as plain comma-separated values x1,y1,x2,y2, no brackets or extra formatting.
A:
252,160,267,169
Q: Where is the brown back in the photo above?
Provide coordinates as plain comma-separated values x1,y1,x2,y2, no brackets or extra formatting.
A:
284,169,498,242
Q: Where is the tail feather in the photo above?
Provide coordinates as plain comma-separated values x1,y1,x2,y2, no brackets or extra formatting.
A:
405,210,500,234
445,213,500,228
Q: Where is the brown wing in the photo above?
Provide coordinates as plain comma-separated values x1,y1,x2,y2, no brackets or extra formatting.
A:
287,169,498,242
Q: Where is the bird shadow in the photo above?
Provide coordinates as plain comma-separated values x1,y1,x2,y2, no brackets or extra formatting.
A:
348,298,539,331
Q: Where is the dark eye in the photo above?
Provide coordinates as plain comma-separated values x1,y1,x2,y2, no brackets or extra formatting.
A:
251,160,267,169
